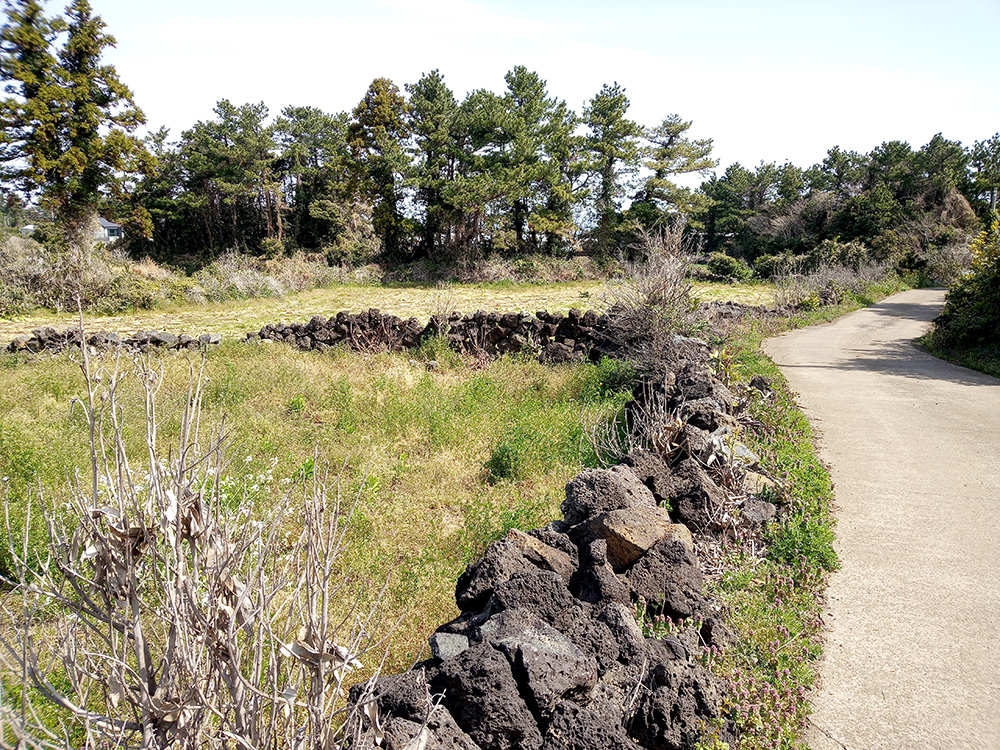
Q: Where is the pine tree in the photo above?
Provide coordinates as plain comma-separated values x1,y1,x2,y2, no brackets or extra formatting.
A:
0,0,149,255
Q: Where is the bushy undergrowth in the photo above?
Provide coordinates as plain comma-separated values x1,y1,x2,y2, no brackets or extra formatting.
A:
0,238,367,317
707,252,754,282
774,262,910,311
924,214,1000,376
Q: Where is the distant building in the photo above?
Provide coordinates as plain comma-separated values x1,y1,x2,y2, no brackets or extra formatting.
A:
96,217,122,241
19,224,35,236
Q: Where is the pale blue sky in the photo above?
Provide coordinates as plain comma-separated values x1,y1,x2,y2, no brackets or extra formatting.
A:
86,0,999,174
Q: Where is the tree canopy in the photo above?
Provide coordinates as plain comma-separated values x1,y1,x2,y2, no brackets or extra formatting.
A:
0,0,149,251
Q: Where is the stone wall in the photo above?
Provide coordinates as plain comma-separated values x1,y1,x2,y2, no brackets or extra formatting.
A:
344,338,779,750
247,308,618,363
6,326,221,354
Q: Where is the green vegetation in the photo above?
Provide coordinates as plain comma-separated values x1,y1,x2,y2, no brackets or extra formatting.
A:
923,212,1000,377
0,342,633,674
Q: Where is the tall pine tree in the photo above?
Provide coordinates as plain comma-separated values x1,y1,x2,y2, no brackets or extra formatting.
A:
0,0,149,256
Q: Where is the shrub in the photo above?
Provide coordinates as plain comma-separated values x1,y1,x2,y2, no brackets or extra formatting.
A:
601,226,702,377
929,213,1000,352
706,251,753,282
753,253,797,279
0,353,383,748
806,238,870,270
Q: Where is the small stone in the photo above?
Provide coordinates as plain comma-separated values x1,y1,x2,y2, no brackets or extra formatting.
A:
744,470,778,495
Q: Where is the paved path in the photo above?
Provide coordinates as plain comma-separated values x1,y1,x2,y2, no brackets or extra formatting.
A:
763,288,1000,750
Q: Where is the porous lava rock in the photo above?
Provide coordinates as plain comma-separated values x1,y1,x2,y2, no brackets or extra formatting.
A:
562,466,655,526
625,539,707,620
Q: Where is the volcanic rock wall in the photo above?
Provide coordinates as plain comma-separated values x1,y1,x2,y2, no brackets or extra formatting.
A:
344,340,779,750
247,308,617,363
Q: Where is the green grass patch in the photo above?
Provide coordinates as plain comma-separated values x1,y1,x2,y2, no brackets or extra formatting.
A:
0,342,632,677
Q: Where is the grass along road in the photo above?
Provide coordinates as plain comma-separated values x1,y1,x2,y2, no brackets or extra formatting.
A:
0,280,773,343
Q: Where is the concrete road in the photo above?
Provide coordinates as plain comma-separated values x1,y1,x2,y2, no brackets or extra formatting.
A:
763,288,1000,750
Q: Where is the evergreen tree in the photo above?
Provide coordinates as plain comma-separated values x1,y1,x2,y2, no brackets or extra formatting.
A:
406,69,460,260
634,114,716,224
349,78,412,259
273,105,352,250
0,0,149,254
970,133,1000,212
582,83,642,255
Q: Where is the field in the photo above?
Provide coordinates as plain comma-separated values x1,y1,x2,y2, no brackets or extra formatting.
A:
3,273,878,747
0,280,773,342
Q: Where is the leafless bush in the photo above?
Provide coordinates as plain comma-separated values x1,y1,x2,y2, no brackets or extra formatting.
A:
600,224,701,377
773,262,896,309
0,236,120,314
583,380,685,467
0,336,388,748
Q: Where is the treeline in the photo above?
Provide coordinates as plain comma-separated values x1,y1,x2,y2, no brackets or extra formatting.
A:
110,68,717,265
111,60,998,277
700,135,1000,277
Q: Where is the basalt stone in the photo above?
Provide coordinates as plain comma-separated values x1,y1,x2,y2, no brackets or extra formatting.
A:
562,466,655,527
572,506,693,571
540,699,635,750
669,458,726,533
677,424,712,464
626,539,706,620
351,671,482,750
456,531,576,612
619,451,674,507
489,571,582,631
430,631,470,661
151,331,179,348
740,498,777,526
381,714,482,750
595,602,646,666
674,363,715,402
540,342,577,364
351,670,431,723
676,397,727,432
494,619,598,720
628,660,727,750
8,335,31,352
559,615,620,676
568,539,630,606
699,614,735,651
429,642,543,750
526,522,578,565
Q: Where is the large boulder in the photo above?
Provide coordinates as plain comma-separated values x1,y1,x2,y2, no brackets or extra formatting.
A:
456,530,576,611
571,506,693,570
562,466,655,526
625,539,706,620
618,451,673,507
669,459,726,533
430,643,544,750
540,700,637,750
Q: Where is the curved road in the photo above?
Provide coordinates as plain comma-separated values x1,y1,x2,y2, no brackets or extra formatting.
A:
763,288,1000,750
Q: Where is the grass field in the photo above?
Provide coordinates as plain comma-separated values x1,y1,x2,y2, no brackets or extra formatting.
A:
0,280,774,342
1,272,917,746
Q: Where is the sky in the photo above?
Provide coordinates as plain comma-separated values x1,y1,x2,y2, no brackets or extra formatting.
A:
79,0,1000,177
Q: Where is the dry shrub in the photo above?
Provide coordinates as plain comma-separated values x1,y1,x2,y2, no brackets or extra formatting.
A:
773,262,896,309
0,343,388,749
599,224,701,377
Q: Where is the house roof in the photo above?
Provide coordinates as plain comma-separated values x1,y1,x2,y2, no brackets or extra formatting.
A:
98,217,121,229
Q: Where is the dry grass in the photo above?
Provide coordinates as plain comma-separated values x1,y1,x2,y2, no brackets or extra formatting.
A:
0,280,773,342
